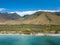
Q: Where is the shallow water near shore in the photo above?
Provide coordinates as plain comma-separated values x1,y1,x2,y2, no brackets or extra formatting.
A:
0,35,60,45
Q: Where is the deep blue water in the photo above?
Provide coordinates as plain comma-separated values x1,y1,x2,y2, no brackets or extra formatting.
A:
0,35,60,45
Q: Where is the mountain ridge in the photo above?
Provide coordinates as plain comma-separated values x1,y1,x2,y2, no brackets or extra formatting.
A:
0,11,60,25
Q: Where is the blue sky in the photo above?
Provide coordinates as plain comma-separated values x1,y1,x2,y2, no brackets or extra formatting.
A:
0,0,60,12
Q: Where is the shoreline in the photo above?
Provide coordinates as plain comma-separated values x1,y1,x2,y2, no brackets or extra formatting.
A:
0,33,60,36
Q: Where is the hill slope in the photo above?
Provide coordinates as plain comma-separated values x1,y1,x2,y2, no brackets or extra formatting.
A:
23,12,60,25
0,11,60,25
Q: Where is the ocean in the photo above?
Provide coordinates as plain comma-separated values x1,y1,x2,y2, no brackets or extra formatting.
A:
0,35,60,45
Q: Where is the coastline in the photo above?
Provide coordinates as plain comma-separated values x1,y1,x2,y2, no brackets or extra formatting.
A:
44,34,60,36
0,33,60,36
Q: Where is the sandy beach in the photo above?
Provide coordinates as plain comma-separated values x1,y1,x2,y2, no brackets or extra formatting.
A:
0,33,60,36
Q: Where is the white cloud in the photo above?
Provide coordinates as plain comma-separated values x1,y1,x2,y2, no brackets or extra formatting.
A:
38,10,60,12
0,8,6,11
10,11,37,16
9,10,60,16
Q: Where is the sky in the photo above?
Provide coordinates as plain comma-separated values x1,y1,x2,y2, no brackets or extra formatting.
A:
0,0,60,16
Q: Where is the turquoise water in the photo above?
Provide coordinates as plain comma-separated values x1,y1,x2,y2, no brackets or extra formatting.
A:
0,35,60,45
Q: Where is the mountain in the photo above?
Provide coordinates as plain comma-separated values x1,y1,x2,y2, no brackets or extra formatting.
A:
0,11,60,25
23,11,60,25
8,13,21,20
0,12,21,24
53,12,60,16
0,12,21,20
